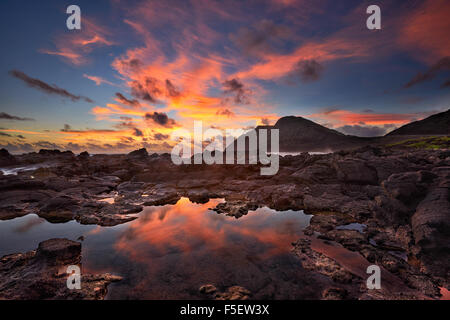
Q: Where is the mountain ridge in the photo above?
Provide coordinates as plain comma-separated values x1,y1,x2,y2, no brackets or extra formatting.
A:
255,109,449,152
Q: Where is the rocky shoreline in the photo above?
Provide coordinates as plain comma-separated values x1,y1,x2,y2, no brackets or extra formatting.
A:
0,238,121,299
0,145,449,299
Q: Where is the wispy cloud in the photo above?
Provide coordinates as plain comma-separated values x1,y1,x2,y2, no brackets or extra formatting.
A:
404,57,450,88
83,74,116,86
10,70,93,103
115,93,141,108
0,112,35,121
40,17,115,65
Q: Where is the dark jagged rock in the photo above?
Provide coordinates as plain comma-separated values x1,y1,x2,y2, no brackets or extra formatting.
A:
411,171,450,286
77,151,90,160
212,200,258,218
38,149,75,158
199,284,251,300
127,148,148,160
0,238,121,299
38,196,79,223
0,148,17,166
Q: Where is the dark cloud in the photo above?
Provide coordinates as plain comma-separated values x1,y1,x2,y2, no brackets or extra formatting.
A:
0,112,35,121
216,108,235,117
261,118,271,125
119,58,143,71
133,128,143,137
165,80,180,98
0,132,12,137
441,79,450,88
121,136,135,143
230,20,291,56
115,93,141,108
142,141,172,151
335,124,393,137
130,77,162,103
61,124,72,132
131,78,180,102
144,112,177,127
66,142,82,152
0,142,34,153
114,117,135,129
291,59,324,83
223,78,251,104
153,133,169,140
34,141,62,149
115,142,132,150
9,70,93,103
130,81,155,103
60,124,117,133
128,59,143,69
404,57,450,88
16,135,26,139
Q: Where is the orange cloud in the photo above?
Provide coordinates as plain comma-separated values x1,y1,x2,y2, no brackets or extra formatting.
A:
107,2,279,131
235,37,370,81
309,109,424,126
91,104,148,119
39,50,83,64
83,74,116,86
399,0,450,63
40,17,115,65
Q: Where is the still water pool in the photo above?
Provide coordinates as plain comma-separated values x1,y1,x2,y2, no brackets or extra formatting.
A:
0,197,313,299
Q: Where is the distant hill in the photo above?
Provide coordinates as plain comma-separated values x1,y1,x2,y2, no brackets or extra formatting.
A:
223,115,372,153
387,109,450,136
219,109,450,155
270,116,372,152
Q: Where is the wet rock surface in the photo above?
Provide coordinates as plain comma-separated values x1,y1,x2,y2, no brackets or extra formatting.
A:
199,284,251,300
0,238,121,299
0,146,449,299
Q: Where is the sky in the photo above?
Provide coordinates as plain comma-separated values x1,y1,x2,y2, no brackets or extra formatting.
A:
0,0,449,154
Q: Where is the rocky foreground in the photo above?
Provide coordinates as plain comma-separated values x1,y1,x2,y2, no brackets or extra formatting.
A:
0,145,449,299
0,238,121,299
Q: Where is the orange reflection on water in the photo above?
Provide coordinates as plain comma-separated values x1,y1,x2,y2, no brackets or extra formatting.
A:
441,287,450,300
81,197,312,298
114,197,310,264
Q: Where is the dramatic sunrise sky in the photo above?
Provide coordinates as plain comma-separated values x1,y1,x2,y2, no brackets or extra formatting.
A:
0,0,449,153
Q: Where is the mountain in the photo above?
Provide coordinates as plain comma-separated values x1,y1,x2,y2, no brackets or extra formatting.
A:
220,109,449,156
222,115,372,154
386,109,450,136
270,116,372,152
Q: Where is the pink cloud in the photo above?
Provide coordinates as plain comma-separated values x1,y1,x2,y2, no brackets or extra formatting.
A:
40,17,115,65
